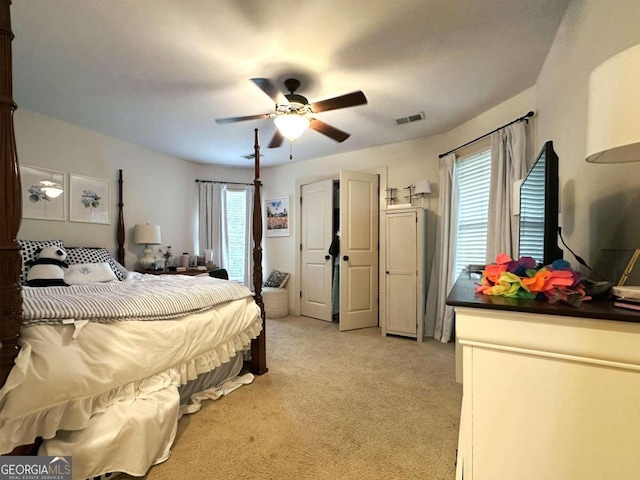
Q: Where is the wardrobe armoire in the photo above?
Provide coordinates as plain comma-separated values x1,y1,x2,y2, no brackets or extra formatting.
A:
383,206,427,341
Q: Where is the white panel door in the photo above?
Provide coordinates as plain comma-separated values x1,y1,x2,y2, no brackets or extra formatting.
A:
300,179,333,321
339,170,379,331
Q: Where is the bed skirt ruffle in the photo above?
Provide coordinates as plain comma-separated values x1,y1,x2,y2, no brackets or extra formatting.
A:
40,358,255,480
0,309,262,454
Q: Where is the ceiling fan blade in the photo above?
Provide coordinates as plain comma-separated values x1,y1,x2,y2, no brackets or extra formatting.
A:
268,129,284,148
309,119,350,143
251,78,283,104
215,113,271,125
311,91,367,113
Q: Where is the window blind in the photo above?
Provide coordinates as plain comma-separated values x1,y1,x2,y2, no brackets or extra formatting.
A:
518,158,545,262
454,148,491,276
225,189,247,282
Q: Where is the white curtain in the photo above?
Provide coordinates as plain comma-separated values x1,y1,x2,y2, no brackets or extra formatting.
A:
199,182,228,269
425,122,527,344
240,185,255,287
425,153,458,343
198,182,255,288
486,123,527,260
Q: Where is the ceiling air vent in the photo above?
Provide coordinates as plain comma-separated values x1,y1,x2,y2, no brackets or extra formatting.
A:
394,112,425,125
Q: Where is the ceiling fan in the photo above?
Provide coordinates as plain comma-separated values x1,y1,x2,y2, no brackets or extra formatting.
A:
215,78,367,149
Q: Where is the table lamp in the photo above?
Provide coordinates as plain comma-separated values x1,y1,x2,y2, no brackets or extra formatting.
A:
586,43,640,163
585,43,640,299
133,223,161,270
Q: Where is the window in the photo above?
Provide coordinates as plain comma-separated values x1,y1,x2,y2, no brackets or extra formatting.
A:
199,182,253,287
453,148,492,276
225,189,247,282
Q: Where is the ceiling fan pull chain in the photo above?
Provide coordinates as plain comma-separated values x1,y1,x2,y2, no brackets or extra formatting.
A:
289,141,294,160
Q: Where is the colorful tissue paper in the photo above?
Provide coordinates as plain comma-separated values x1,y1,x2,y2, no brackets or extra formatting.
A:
475,254,590,307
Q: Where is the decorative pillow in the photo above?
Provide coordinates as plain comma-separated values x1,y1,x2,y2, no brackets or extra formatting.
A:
264,270,290,288
18,239,65,285
66,247,126,281
26,245,69,287
65,262,118,285
109,258,129,279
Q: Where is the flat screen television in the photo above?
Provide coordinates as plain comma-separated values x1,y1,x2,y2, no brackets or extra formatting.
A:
518,140,563,266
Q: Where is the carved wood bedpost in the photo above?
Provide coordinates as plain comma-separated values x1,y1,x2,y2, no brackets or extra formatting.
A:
251,128,267,375
0,0,23,388
117,169,125,265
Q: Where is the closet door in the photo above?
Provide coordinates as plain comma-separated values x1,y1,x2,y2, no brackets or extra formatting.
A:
300,179,333,321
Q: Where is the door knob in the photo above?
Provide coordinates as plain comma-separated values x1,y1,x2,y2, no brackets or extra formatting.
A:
325,255,331,260
343,255,349,261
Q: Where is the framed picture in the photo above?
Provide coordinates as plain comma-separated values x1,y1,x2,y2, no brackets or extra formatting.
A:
69,174,110,224
20,164,66,221
266,196,289,237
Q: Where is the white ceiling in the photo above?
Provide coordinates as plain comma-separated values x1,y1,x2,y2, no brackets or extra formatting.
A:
11,0,570,168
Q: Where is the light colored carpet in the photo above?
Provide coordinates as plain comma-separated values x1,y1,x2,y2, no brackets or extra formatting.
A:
127,315,462,480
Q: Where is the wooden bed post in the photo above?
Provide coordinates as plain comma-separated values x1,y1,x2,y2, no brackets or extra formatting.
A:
0,0,23,389
251,128,268,375
117,169,125,265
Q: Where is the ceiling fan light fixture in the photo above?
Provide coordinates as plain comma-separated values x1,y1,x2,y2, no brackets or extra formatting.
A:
216,78,367,148
274,113,310,142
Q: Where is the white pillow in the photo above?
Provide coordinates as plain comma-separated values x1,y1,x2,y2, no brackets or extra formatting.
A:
65,262,118,285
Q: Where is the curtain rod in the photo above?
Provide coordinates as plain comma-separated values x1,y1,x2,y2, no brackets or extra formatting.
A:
438,111,535,158
195,179,255,186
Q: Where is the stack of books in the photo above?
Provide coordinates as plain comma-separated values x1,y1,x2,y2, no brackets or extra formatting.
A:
167,265,208,272
614,298,640,311
612,285,640,311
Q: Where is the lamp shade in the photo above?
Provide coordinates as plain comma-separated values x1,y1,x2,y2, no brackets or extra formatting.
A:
133,224,161,245
415,179,432,195
586,43,640,163
274,113,310,142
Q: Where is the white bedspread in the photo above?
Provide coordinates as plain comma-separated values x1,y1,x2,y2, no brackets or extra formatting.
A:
0,278,262,454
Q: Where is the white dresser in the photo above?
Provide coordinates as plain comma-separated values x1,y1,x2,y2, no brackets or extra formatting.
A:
448,272,640,480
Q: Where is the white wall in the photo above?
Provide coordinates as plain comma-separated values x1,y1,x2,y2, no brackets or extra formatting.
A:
535,0,640,264
15,109,253,270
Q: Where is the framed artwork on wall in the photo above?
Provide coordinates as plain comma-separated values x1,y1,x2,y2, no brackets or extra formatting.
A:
266,196,289,237
69,174,110,224
20,164,66,221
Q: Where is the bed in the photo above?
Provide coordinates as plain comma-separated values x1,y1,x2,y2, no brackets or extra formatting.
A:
0,2,268,478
